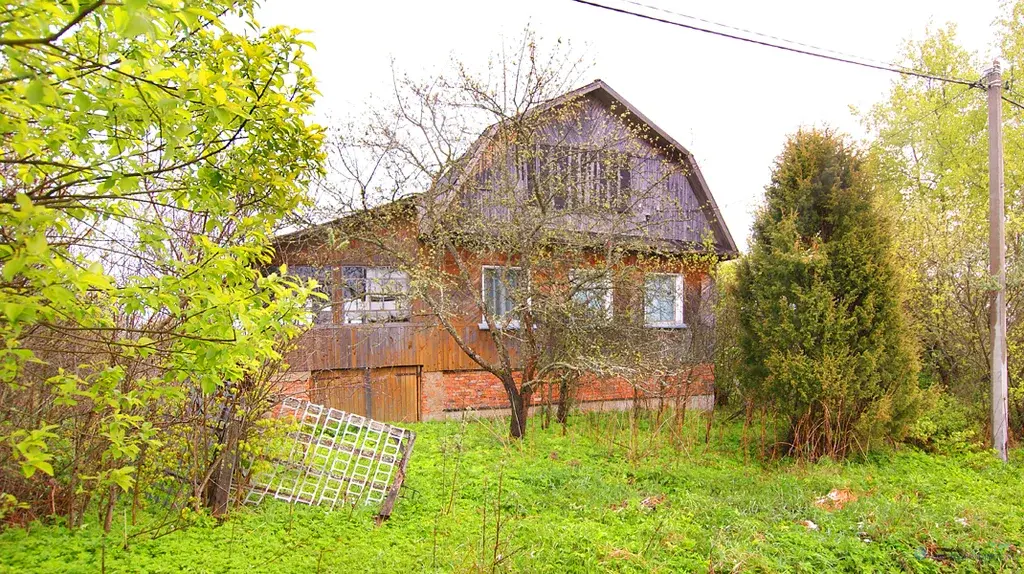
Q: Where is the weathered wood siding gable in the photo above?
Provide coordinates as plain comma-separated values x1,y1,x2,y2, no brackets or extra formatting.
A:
462,94,714,247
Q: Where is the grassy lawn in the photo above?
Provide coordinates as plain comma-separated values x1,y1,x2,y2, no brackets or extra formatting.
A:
1,412,1022,573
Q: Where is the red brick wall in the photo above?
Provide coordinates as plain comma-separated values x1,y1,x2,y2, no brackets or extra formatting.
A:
269,371,312,416
423,365,714,416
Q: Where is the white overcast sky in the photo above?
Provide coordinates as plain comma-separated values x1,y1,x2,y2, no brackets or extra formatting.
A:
256,0,1002,250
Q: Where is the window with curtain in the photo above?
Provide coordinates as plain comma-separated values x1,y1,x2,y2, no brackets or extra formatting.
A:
482,266,522,324
342,266,410,324
288,265,410,326
644,273,685,326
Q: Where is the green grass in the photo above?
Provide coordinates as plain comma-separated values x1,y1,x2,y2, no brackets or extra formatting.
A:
1,412,1022,573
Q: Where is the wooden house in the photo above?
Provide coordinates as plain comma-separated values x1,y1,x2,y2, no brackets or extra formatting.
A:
272,80,737,422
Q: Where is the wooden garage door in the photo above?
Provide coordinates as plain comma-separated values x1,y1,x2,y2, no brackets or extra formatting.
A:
310,366,421,422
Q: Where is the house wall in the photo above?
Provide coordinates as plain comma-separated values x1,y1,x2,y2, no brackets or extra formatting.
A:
273,232,717,420
269,90,726,421
278,263,712,373
280,364,716,421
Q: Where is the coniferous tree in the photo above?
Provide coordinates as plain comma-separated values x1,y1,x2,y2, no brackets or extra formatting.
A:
737,129,924,459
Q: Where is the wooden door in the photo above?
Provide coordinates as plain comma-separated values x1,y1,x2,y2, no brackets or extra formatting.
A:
371,366,421,423
310,366,421,422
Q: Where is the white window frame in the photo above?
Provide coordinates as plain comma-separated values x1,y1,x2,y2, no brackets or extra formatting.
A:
480,265,523,330
570,269,613,318
341,266,411,325
644,273,686,328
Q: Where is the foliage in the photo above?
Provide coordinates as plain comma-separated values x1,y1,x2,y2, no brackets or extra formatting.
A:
711,259,742,406
860,5,1024,438
907,392,986,455
0,414,1021,572
737,129,925,459
0,1,323,524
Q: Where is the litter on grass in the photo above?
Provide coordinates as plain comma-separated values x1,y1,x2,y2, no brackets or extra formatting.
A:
799,519,820,531
814,488,857,511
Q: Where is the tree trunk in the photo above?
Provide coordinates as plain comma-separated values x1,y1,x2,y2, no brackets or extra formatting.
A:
555,379,571,426
102,485,116,533
541,382,551,430
205,414,240,516
507,381,531,439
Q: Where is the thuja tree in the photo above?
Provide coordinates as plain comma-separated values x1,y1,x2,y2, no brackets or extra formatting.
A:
737,129,924,459
0,1,322,523
318,31,714,439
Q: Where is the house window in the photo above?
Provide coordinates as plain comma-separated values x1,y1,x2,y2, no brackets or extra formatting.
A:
481,266,522,326
342,266,411,324
644,273,685,327
570,269,613,317
342,266,366,301
289,265,410,326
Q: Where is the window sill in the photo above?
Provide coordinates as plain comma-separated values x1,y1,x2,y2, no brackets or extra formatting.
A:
478,320,521,331
645,322,688,329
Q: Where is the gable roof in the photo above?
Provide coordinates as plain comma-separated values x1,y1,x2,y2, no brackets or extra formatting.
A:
279,80,738,257
559,80,737,256
451,79,737,257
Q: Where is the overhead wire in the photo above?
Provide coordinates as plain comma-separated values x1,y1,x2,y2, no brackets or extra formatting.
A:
567,0,983,88
1002,95,1024,111
619,0,901,70
1000,84,1024,111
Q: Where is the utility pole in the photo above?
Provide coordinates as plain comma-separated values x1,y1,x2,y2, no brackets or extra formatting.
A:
985,60,1009,462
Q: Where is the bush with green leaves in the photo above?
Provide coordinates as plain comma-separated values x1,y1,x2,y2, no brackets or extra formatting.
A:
907,392,985,455
736,129,925,460
0,0,323,525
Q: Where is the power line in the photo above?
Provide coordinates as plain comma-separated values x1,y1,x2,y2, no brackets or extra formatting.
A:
1000,84,1024,109
568,0,982,88
619,0,899,70
1002,94,1024,111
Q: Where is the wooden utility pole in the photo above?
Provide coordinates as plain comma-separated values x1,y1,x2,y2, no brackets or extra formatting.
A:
985,60,1009,462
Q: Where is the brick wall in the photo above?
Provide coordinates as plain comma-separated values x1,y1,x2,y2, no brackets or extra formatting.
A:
268,371,312,416
423,365,714,419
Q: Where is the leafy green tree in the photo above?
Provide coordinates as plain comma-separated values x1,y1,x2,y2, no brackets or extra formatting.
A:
0,1,322,523
862,8,1024,439
737,129,924,459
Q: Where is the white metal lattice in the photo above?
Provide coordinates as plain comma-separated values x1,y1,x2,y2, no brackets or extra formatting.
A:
243,398,414,511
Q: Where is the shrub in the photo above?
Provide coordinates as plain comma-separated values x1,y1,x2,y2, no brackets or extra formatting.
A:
737,129,925,460
0,1,322,525
907,391,985,454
